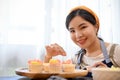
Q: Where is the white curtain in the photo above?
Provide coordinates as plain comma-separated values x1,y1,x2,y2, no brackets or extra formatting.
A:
0,0,120,76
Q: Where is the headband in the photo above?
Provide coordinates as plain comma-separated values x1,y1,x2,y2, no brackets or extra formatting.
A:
70,6,100,31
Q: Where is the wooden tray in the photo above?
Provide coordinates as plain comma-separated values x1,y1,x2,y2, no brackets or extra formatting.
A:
15,68,88,79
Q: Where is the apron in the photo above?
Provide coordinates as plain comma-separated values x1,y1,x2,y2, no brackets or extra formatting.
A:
76,38,113,77
99,38,113,67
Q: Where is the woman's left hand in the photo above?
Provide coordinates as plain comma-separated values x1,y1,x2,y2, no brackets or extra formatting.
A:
85,62,108,72
92,62,108,68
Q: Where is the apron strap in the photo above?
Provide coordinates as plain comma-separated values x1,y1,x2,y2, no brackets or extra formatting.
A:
100,39,111,63
76,49,85,69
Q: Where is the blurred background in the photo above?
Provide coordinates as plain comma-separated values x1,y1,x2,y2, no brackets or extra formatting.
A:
0,0,120,76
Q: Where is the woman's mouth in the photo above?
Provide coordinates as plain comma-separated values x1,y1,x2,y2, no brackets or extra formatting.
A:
77,39,86,45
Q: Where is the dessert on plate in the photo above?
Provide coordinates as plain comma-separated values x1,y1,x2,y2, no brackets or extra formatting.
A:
49,59,62,73
43,63,49,72
28,59,43,73
62,59,75,72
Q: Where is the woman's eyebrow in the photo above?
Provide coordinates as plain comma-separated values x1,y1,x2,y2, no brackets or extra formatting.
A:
68,23,86,30
78,23,86,27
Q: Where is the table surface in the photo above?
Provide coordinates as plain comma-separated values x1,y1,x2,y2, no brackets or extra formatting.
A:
0,76,93,80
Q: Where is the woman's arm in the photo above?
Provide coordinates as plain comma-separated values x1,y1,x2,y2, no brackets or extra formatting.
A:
112,44,120,67
44,54,52,63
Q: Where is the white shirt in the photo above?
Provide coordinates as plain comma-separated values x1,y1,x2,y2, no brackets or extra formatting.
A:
72,43,120,67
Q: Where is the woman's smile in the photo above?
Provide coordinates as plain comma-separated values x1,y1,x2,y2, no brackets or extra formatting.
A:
77,38,87,45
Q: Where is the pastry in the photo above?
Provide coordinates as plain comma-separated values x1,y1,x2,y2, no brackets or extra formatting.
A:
49,59,62,73
62,59,75,72
28,59,43,73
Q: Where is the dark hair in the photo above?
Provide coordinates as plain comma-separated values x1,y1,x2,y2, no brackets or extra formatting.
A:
65,9,96,30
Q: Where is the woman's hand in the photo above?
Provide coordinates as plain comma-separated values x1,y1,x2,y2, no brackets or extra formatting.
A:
44,43,66,62
92,62,108,68
85,62,108,72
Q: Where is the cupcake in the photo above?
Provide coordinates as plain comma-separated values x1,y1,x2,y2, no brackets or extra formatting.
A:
62,59,75,72
28,59,43,73
43,63,49,72
49,59,62,73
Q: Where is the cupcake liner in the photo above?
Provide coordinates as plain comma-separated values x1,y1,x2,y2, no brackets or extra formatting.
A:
62,64,75,72
29,64,43,73
49,64,62,73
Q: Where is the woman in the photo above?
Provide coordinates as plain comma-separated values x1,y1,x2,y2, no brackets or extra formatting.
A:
44,6,120,72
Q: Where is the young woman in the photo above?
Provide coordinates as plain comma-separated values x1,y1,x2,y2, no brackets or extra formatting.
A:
44,6,120,73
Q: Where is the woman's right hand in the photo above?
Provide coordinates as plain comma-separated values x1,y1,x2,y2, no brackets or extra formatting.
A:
45,43,66,57
44,43,66,62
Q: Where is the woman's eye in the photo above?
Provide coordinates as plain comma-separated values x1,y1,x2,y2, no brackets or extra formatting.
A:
81,26,87,29
69,30,75,33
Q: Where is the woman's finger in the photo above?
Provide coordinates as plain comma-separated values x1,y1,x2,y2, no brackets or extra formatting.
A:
54,43,66,56
92,62,107,67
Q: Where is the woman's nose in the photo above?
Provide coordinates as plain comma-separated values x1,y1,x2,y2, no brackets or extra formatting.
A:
75,31,82,38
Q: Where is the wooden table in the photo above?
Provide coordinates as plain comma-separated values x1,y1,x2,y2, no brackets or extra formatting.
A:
0,76,93,80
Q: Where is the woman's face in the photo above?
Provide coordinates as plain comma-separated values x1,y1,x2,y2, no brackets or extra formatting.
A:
68,16,98,49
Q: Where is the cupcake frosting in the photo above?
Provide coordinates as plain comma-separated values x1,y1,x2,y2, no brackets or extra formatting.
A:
49,59,61,64
28,59,43,65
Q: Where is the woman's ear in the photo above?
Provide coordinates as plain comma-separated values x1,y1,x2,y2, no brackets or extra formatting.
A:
96,29,98,35
95,25,98,35
95,24,99,33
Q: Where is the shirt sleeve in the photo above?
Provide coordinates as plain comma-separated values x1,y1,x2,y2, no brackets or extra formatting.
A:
113,44,120,67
